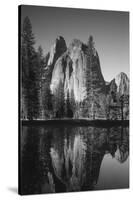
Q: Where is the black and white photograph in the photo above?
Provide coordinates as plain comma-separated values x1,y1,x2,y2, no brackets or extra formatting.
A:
19,5,129,195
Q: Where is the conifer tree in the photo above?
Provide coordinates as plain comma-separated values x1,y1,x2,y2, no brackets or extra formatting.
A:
85,35,95,118
21,16,40,119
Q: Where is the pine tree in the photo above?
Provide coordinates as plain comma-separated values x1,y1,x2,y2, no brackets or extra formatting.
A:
85,35,95,118
86,36,94,96
21,16,40,120
37,46,46,119
119,94,129,120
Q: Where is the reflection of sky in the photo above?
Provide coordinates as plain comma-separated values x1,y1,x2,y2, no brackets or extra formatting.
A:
21,5,129,82
96,154,129,189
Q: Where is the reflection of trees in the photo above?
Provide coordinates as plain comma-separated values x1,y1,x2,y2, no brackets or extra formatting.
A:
21,127,54,194
105,126,129,163
21,125,129,194
21,127,45,194
82,128,107,190
114,127,129,163
49,126,129,192
21,126,66,194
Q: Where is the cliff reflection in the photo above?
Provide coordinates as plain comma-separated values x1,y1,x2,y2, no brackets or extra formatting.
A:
21,125,129,194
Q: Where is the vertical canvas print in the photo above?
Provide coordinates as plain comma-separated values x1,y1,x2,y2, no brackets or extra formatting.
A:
19,5,129,195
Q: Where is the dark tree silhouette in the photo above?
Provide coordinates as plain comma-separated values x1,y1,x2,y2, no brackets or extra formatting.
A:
21,16,40,120
86,35,94,96
119,94,129,120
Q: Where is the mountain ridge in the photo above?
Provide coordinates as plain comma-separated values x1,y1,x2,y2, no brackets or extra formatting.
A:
44,35,129,120
46,36,129,98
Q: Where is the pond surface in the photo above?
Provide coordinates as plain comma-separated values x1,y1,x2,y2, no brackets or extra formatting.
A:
20,124,129,195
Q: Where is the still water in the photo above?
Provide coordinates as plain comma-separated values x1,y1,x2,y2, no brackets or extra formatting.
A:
20,124,129,195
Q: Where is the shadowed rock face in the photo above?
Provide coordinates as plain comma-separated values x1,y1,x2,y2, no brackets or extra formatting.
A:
48,36,67,66
50,38,105,102
41,36,67,90
43,36,67,83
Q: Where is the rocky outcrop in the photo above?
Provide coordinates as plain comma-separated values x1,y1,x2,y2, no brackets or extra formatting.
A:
48,36,67,67
106,72,129,96
43,36,129,120
105,72,129,120
50,39,86,101
42,36,67,83
50,38,105,102
115,72,129,95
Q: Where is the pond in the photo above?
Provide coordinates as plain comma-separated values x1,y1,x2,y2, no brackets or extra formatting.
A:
20,124,129,195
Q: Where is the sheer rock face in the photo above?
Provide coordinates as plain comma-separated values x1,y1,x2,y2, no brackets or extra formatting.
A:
50,39,105,102
115,72,129,95
105,72,129,120
107,72,129,96
47,36,129,119
42,36,67,84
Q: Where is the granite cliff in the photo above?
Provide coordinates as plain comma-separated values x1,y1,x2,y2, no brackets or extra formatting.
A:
41,36,129,120
50,38,105,102
106,72,129,96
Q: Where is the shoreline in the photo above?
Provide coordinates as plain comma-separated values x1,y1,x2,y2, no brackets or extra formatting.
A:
20,119,129,127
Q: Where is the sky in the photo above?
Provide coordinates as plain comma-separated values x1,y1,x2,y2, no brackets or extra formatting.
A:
21,5,129,82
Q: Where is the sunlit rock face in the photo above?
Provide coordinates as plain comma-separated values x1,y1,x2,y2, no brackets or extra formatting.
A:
50,39,87,102
105,72,129,120
47,36,129,119
50,38,105,102
115,72,129,95
107,72,129,96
